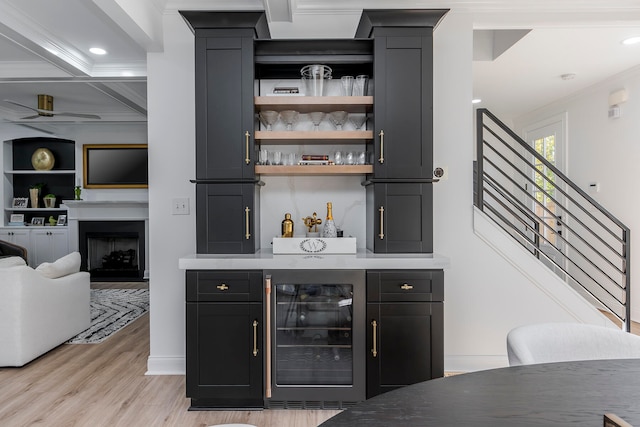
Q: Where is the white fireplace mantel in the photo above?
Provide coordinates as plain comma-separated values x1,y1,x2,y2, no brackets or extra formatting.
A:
62,200,150,278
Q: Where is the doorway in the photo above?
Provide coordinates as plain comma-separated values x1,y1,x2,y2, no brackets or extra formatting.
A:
523,113,567,276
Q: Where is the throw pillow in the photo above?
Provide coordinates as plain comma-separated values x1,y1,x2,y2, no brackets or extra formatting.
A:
0,256,27,268
35,251,81,279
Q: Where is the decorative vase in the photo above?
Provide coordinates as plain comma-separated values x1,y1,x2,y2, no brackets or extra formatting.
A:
44,197,56,208
29,188,40,209
31,148,55,170
74,186,82,200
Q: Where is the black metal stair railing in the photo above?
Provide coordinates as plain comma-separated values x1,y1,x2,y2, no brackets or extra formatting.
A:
475,108,631,331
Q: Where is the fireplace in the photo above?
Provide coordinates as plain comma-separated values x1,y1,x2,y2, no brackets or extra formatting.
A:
79,220,146,281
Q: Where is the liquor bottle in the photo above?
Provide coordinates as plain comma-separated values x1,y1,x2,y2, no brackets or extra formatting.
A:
323,202,337,238
281,213,294,237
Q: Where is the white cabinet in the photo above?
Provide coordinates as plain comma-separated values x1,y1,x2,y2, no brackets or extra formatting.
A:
0,228,30,249
29,228,69,266
0,227,69,266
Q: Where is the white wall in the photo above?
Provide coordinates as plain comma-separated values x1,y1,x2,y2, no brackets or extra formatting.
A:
144,10,608,375
514,66,640,322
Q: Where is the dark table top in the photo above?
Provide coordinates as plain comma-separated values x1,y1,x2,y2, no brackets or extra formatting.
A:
319,359,640,426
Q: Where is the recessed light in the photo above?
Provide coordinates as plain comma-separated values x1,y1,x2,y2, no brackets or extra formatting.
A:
89,47,107,55
472,98,482,104
622,36,640,46
561,73,577,80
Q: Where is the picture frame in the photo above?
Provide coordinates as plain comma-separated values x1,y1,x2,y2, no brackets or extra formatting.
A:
12,197,28,208
10,213,24,223
31,217,45,226
56,214,67,226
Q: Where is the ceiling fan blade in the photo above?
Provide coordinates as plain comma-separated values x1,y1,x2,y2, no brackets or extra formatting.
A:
4,99,39,112
55,112,101,119
21,115,41,119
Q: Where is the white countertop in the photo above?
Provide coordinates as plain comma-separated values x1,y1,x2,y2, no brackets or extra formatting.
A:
179,249,450,270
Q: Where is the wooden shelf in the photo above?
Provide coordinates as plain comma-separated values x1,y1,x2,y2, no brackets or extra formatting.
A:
255,130,373,142
255,96,373,113
255,165,373,175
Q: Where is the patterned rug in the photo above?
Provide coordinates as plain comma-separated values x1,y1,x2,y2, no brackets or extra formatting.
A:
66,288,149,344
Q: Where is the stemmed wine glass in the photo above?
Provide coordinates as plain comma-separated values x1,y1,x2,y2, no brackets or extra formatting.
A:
349,113,367,130
329,111,348,131
308,112,325,131
259,110,279,131
279,110,299,131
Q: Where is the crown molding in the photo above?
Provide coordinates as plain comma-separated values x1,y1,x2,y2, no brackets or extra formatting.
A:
0,2,94,76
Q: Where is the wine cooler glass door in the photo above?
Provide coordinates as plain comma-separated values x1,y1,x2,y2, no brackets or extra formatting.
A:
276,283,353,386
266,270,365,404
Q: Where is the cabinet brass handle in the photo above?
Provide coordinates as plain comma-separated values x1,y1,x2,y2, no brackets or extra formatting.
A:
244,131,251,165
371,320,378,357
265,276,272,398
378,130,385,164
378,206,385,240
252,320,258,357
401,284,413,290
245,206,251,240
216,284,229,291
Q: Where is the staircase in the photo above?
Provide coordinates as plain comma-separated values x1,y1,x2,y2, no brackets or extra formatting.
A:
475,109,631,331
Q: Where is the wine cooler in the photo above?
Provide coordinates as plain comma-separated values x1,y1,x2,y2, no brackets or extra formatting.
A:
264,270,365,408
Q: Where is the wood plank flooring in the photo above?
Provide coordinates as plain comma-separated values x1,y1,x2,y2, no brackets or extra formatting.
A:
0,282,339,427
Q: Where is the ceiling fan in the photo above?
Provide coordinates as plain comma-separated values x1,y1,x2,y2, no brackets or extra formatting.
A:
3,94,101,120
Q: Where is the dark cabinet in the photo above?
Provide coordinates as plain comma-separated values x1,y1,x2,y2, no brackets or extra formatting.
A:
182,12,269,254
366,270,444,398
357,10,447,254
186,270,263,409
371,30,434,179
366,183,433,253
195,34,256,180
196,183,259,254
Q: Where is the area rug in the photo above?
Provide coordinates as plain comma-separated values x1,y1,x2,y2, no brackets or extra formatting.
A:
66,288,149,344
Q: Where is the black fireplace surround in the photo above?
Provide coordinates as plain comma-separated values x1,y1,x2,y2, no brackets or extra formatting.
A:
79,220,146,281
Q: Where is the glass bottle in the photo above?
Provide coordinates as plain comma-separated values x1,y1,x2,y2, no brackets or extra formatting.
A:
323,202,337,238
281,213,294,237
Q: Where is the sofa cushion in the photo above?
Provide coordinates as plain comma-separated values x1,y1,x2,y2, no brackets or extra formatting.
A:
35,252,81,279
0,256,26,268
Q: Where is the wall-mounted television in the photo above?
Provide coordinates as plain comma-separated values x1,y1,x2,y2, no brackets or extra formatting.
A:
83,144,148,189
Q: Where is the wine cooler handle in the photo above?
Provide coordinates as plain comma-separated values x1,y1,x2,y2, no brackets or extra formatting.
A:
245,207,251,240
371,320,378,357
378,206,385,240
378,130,385,164
252,320,258,357
245,131,251,165
265,275,272,398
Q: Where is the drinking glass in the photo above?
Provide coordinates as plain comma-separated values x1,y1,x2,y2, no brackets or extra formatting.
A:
280,110,299,131
333,151,343,165
340,76,354,96
353,75,369,96
259,110,279,131
349,113,367,130
346,151,355,165
272,151,282,165
329,111,348,131
357,151,366,165
259,149,269,165
308,112,325,131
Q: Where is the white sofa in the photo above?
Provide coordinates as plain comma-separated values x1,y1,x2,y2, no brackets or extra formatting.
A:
0,255,90,367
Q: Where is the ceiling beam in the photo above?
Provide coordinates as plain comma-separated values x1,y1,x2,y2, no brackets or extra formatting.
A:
263,0,293,22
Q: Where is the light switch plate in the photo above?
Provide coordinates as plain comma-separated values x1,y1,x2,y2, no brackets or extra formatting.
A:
172,198,189,215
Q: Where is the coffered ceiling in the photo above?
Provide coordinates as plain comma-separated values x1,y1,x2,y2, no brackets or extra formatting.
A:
1,0,639,132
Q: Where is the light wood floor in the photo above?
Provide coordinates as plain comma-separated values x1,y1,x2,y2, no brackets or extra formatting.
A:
0,282,339,427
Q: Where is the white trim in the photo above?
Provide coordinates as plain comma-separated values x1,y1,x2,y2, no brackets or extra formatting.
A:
145,356,185,375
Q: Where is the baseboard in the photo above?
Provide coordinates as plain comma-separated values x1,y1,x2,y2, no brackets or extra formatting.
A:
146,356,185,375
445,355,509,373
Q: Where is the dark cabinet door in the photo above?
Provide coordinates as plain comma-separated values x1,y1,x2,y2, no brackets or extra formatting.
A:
366,302,443,398
186,301,263,408
366,183,433,253
196,183,258,254
195,35,255,180
373,30,433,179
